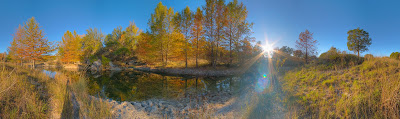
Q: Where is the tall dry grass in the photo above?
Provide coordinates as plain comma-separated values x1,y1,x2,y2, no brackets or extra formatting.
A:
0,63,113,118
281,57,400,118
0,63,49,118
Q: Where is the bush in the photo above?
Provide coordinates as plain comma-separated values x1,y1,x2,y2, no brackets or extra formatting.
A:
89,55,98,63
318,47,363,69
390,52,400,60
114,47,131,56
101,55,110,66
319,47,341,61
364,54,374,60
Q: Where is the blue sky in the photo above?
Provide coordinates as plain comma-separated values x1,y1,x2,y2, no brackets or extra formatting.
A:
0,0,399,56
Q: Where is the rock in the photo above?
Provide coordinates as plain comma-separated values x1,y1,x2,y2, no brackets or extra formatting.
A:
177,103,183,108
132,102,142,108
90,59,102,72
149,106,158,113
183,105,190,111
148,100,153,107
121,102,131,108
128,60,137,65
158,102,163,108
145,107,151,112
142,102,148,107
109,62,122,71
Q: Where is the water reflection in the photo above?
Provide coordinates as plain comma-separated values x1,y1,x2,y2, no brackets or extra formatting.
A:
86,71,242,102
43,69,57,78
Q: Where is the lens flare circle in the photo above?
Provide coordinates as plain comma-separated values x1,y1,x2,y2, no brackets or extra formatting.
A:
255,74,271,93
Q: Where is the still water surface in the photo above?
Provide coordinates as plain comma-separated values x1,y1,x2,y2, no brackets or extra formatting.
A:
43,69,251,102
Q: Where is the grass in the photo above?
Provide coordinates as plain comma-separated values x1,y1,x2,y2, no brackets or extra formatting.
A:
0,64,48,118
281,57,400,118
0,63,113,118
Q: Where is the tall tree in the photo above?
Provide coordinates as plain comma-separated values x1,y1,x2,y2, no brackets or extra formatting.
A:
11,17,54,69
58,30,82,64
225,0,251,65
164,7,176,66
191,7,205,68
149,2,167,63
8,25,24,65
105,26,122,48
175,6,193,68
82,28,104,60
296,29,317,63
347,28,372,57
122,21,141,51
203,0,217,67
214,0,227,67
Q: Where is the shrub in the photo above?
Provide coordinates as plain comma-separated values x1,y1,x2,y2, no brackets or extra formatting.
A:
319,47,341,61
101,55,110,66
390,52,400,60
318,47,363,69
114,47,131,56
364,54,374,60
89,55,98,63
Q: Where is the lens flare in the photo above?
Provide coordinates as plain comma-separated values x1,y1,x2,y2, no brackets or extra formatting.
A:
255,74,270,93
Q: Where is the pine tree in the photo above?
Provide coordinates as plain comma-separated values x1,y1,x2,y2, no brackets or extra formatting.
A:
191,7,205,68
11,17,54,69
58,30,82,64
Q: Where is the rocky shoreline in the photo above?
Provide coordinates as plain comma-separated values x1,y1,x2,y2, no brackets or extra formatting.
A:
97,90,236,119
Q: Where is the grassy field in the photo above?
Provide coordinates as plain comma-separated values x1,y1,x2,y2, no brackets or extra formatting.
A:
281,57,400,118
0,63,113,118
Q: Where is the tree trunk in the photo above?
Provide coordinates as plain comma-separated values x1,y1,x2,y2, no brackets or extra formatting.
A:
358,50,360,57
185,35,188,68
32,60,35,69
196,35,199,68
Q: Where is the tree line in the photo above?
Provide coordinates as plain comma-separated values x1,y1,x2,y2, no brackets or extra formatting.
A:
6,0,260,69
278,28,372,63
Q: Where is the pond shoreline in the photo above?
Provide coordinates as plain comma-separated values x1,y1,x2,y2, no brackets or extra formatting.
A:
98,89,236,118
128,66,246,77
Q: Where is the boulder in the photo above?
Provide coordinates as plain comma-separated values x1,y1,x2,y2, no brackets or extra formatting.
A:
132,102,142,108
90,59,102,72
109,61,122,71
149,106,158,113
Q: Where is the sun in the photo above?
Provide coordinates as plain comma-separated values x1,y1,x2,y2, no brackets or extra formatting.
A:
261,42,274,58
262,43,273,53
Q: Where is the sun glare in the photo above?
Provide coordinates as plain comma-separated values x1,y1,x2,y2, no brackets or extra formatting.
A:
262,43,274,58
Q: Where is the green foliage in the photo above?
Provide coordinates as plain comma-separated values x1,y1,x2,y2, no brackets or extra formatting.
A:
279,46,294,55
318,47,363,69
114,47,131,56
390,52,400,60
89,55,98,63
364,54,374,60
347,27,372,57
82,28,104,59
101,55,110,66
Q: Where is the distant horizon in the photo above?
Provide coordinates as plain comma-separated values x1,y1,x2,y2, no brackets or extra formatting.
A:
1,0,400,56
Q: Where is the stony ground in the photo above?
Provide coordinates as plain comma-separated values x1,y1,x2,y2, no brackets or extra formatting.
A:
102,90,237,119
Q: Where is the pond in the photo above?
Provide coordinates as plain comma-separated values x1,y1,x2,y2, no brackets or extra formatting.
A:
43,69,257,102
85,71,247,102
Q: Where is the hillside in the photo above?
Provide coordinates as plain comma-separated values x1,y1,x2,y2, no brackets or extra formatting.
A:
281,57,400,118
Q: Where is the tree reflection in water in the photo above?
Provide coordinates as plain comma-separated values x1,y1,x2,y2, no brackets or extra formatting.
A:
85,71,241,102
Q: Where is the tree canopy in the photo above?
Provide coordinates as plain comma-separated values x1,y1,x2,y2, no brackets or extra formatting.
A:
347,27,372,57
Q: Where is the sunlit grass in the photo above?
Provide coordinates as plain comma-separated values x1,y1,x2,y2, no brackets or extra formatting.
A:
282,57,400,118
0,63,113,118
